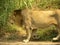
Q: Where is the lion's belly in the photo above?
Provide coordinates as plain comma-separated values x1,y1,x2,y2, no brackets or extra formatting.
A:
31,18,57,28
31,18,51,28
31,11,57,28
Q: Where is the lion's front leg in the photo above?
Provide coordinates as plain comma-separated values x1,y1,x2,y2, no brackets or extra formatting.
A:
23,26,32,43
23,14,32,43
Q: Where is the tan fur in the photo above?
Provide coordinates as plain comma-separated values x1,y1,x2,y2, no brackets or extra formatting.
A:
21,8,60,42
9,8,60,42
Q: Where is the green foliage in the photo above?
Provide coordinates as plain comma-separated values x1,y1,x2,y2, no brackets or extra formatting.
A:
37,0,60,9
19,0,34,9
0,0,9,29
32,25,58,41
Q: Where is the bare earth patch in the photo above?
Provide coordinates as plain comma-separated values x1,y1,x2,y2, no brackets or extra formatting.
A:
0,41,60,45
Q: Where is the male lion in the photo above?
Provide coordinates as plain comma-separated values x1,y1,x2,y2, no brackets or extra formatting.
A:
21,8,60,43
9,8,60,43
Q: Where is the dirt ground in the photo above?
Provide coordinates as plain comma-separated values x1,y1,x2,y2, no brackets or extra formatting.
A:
0,41,60,45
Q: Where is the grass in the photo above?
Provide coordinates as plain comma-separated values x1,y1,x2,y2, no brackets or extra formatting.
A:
31,25,58,41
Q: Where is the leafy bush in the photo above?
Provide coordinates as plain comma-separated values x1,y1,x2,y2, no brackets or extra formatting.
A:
36,0,60,9
31,25,58,41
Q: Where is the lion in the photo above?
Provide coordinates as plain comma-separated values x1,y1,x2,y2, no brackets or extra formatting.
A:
9,8,60,43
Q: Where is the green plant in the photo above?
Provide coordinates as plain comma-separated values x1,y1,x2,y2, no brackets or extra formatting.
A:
32,25,58,41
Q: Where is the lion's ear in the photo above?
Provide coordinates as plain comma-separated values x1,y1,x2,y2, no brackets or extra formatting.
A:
14,9,22,17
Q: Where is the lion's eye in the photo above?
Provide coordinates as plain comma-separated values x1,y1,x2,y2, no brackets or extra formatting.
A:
11,22,13,24
10,19,15,24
